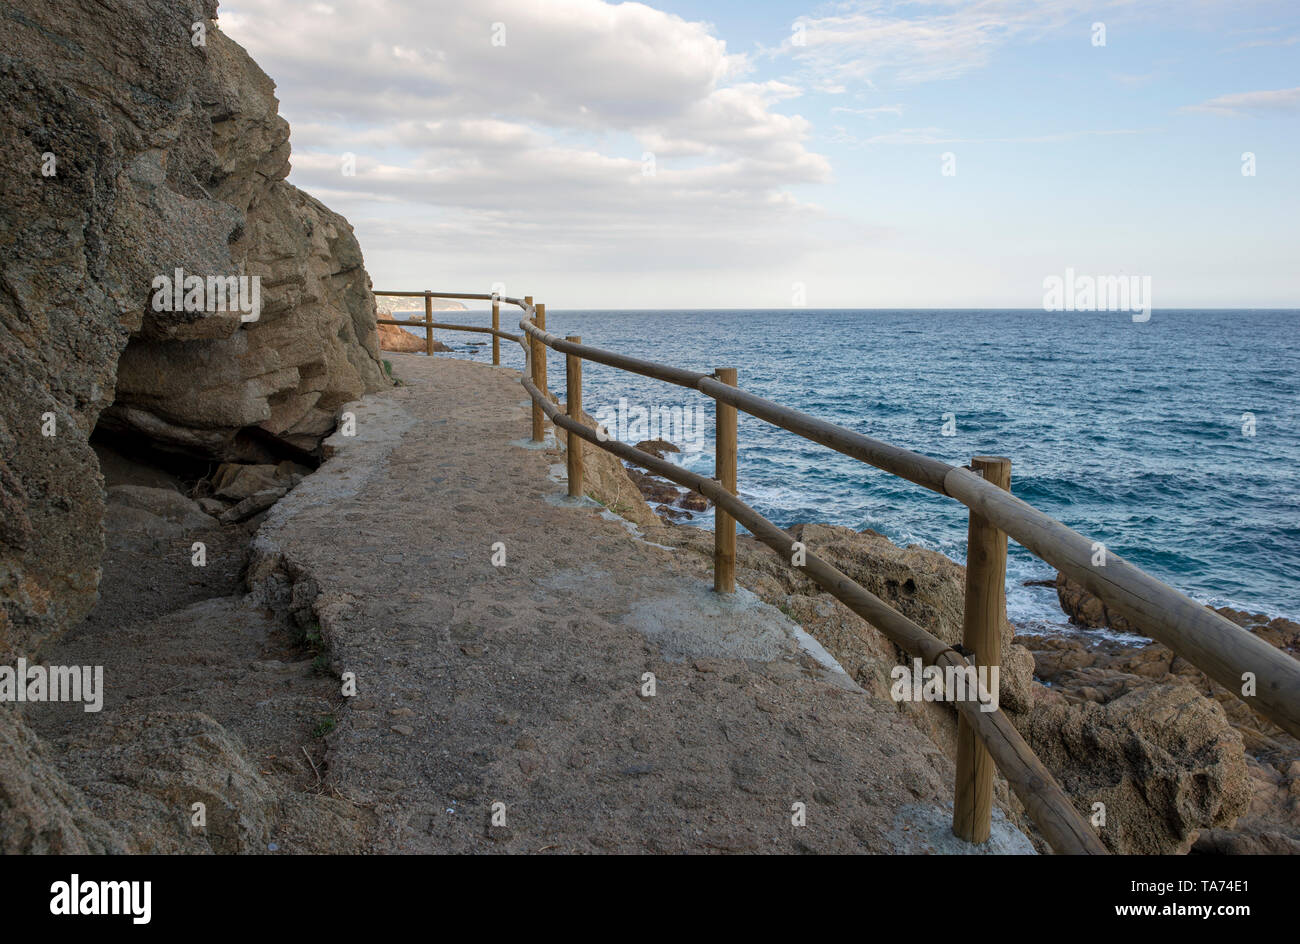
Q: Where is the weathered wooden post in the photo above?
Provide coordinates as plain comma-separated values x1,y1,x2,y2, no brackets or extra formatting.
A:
953,454,1012,843
530,300,546,443
566,336,583,499
714,367,738,594
491,296,501,366
424,290,434,357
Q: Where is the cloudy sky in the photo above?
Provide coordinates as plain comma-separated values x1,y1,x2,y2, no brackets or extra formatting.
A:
221,0,1299,309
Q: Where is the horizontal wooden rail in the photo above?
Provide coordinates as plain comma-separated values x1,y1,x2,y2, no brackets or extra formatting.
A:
519,316,1300,741
375,318,522,342
522,372,1106,855
373,289,536,313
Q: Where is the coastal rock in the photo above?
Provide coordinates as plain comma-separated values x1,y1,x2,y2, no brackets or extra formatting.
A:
626,467,684,506
219,486,288,524
102,485,218,545
1022,683,1251,854
0,709,126,854
48,707,361,854
646,520,1256,850
782,524,1035,715
55,710,272,854
377,322,450,353
0,0,387,660
1054,572,1141,633
211,462,303,501
212,463,280,501
1057,570,1300,659
634,439,681,460
678,490,710,512
553,402,659,528
1020,610,1300,853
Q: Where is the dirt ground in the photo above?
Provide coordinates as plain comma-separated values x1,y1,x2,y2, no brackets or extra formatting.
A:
241,354,1032,853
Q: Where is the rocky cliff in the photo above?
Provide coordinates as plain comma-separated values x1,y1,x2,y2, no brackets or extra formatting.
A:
0,0,388,662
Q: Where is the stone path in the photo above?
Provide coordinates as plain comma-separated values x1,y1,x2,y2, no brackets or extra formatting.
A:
250,353,1033,853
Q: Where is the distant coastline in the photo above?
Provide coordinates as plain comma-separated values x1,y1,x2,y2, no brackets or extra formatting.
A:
374,295,467,314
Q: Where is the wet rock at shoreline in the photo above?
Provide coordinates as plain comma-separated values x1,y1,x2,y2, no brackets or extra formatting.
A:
622,439,711,519
634,439,680,460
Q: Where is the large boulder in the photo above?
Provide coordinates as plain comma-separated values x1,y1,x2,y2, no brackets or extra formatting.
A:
0,0,387,660
1022,683,1251,853
0,708,127,854
1022,602,1300,854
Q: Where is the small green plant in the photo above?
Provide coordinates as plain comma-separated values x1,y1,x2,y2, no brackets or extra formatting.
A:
311,654,331,676
311,715,336,738
295,619,326,652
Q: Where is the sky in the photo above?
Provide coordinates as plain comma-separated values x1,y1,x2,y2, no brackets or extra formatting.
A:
221,0,1300,309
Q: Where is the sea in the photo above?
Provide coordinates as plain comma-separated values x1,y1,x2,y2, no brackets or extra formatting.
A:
393,308,1300,630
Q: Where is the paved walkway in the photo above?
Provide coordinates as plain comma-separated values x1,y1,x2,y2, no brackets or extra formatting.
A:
250,353,1033,853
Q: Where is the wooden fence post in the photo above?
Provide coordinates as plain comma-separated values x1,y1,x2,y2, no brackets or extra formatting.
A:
714,367,738,594
491,297,501,366
953,454,1012,843
566,336,583,499
424,291,434,357
530,301,546,443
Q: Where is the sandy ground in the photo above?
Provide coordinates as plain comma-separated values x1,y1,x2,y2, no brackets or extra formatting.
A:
243,354,1033,853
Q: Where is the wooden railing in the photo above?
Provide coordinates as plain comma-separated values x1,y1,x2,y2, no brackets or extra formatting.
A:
375,290,1300,855
374,290,521,361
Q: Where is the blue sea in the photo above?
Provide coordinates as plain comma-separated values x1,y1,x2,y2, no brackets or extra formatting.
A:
398,308,1300,629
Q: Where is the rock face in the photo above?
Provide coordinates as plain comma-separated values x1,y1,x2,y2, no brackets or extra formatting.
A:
0,0,387,660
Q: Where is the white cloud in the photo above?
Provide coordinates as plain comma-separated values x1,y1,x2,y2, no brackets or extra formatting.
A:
779,0,1094,87
828,125,1150,147
832,104,905,117
1181,86,1300,117
219,0,830,290
775,0,1249,89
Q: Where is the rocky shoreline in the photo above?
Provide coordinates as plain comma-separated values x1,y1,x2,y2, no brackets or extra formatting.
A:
1024,576,1300,853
